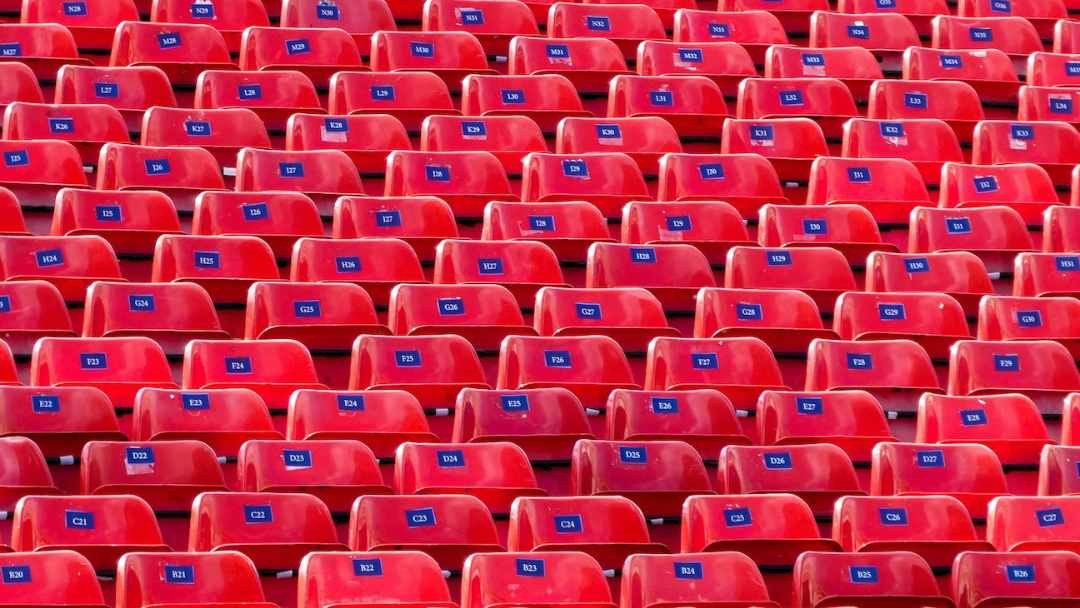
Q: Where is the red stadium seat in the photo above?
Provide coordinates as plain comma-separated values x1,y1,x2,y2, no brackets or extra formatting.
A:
637,41,756,101
182,339,326,412
280,0,396,58
460,73,587,135
0,139,87,210
422,114,545,176
239,26,364,88
237,439,389,513
1039,444,1080,495
11,494,168,571
2,102,128,166
931,15,1042,61
1058,18,1080,54
793,551,949,608
719,443,862,516
607,389,750,462
903,46,1020,112
836,0,949,37
329,71,459,134
833,291,970,361
978,295,1080,360
644,337,786,411
192,191,322,259
959,0,1066,39
483,201,612,262
332,196,458,262
607,75,730,140
585,242,715,312
622,552,779,608
96,143,224,214
736,77,858,144
842,118,963,187
433,239,566,307
388,283,532,350
109,21,233,86
1043,205,1080,252
939,162,1060,228
947,340,1080,414
1027,51,1080,87
533,287,678,352
507,495,667,568
496,335,638,406
673,10,789,67
717,0,828,39
547,2,664,60
290,237,426,306
656,152,788,219
805,338,941,413
424,0,539,57
0,436,57,512
370,30,493,92
82,282,227,355
952,550,1080,608
195,70,322,133
758,203,896,266
20,0,138,52
756,390,896,464
0,62,43,111
806,156,930,228
867,79,985,146
809,11,920,75
621,200,752,266
348,494,501,569
972,120,1079,192
152,234,278,304
244,281,387,349
0,281,74,355
188,491,345,571
987,495,1080,552
871,442,1008,519
149,0,268,51
1014,251,1080,297
1018,85,1080,125
54,65,175,133
286,389,437,460
694,288,834,355
680,494,839,564
453,387,592,462
917,392,1051,469
509,36,629,96
909,206,1034,275
521,152,648,219
395,441,544,514
765,46,884,109
297,551,455,608
461,552,615,608
724,246,856,312
866,251,993,317
0,550,105,607
235,148,364,216
385,150,513,219
0,386,123,462
832,495,991,568
51,188,180,257
0,23,90,79
117,551,274,608
349,334,488,405
721,118,828,190
0,186,26,235
131,387,282,456
0,235,120,302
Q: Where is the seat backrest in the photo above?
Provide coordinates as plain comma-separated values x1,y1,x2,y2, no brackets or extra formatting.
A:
244,281,381,343
194,69,321,112
1018,85,1080,122
903,45,1018,83
719,443,860,501
333,196,458,245
0,550,105,607
421,114,546,170
96,143,224,192
1027,51,1080,87
290,237,425,286
495,335,636,396
460,73,584,117
22,0,138,28
871,441,1007,506
280,0,397,44
328,71,455,116
674,9,788,46
547,2,664,40
385,150,511,204
637,40,755,82
285,389,434,455
150,0,269,30
694,287,825,338
55,64,176,111
239,26,362,71
0,62,43,106
842,118,963,169
556,117,682,165
1043,204,1080,251
534,287,669,336
756,390,895,462
1014,251,1080,297
910,205,1033,255
644,336,785,394
721,117,829,161
656,152,787,217
508,495,654,551
0,139,87,188
509,36,626,76
434,239,564,287
141,106,270,154
348,334,487,396
483,201,610,249
0,385,122,460
0,436,56,508
369,30,488,72
916,392,1050,466
1041,445,1080,496
571,439,712,504
724,245,857,292
977,295,1080,343
424,0,539,37
736,77,858,119
621,200,750,248
110,21,232,68
607,74,729,119
621,552,773,608
0,22,80,59
2,101,127,148
806,156,930,206
131,387,279,453
461,551,614,608
987,496,1080,552
237,439,387,505
521,152,649,211
930,15,1041,55
832,290,969,345
192,190,322,240
234,148,364,196
387,282,525,337
681,493,827,555
80,440,226,510
947,339,1080,395
794,551,946,608
805,338,939,392
30,336,174,395
953,550,1080,608
866,251,994,297
297,551,454,608
584,242,715,291
832,494,981,557
394,441,541,512
867,78,985,123
808,11,920,50
972,119,1080,167
182,338,322,393
0,279,72,338
116,551,267,608
758,203,885,248
152,235,279,299
959,0,1067,18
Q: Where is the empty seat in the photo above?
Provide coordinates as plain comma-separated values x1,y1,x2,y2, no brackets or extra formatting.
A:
388,283,532,351
656,153,788,219
607,389,749,462
421,114,545,176
332,196,457,262
453,387,592,463
805,338,941,413
141,106,271,170
806,156,931,227
917,392,1051,469
556,116,681,178
460,73,587,135
871,442,1008,519
483,201,612,262
349,334,488,405
131,387,282,457
953,550,1080,608
195,70,322,133
424,0,539,57
330,71,458,134
720,117,829,188
21,0,138,51
507,495,667,568
867,79,985,145
1014,251,1080,298
82,282,227,354
978,295,1080,360
0,280,74,355
150,0,268,50
462,551,615,608
30,336,176,409
370,30,493,92
756,390,896,464
239,26,363,87
793,551,949,608
1027,51,1080,87
244,281,387,350
903,46,1020,110
385,150,513,219
607,75,730,140
116,551,274,608
297,551,455,608
192,191,322,259
288,113,410,176
637,41,756,101
1040,445,1080,495
183,339,326,412
11,494,168,572
0,550,105,607
109,21,233,86
620,200,753,266
758,203,896,266
673,10,789,66
290,237,426,306
520,152,647,220
717,0,827,38
585,242,715,312
533,287,677,352
736,77,858,143
348,494,501,568
54,65,176,132
0,140,87,210
987,495,1080,552
644,336,786,411
947,340,1080,413
50,189,181,257
0,23,89,79
433,239,566,308
285,389,437,460
152,234,279,304
509,36,629,96
719,443,862,516
973,120,1079,194
0,386,123,462
1044,204,1080,252
809,12,920,75
866,251,994,317
547,2,664,60
841,118,964,187
496,335,638,406
280,0,396,57
622,552,779,608
931,15,1042,59
1018,85,1080,124
96,143,225,214
960,0,1067,37
2,102,128,166
833,291,970,361
725,246,857,312
832,495,991,568
235,148,364,216
188,492,345,571
909,206,1034,274
694,288,835,355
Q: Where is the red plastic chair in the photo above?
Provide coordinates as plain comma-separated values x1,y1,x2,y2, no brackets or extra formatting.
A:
330,71,458,134
182,339,326,412
509,36,629,96
131,387,282,457
192,191,322,259
50,188,180,257
871,442,1008,520
286,389,437,460
644,336,787,411
721,117,829,188
520,152,648,219
483,201,612,262
349,334,488,405
280,0,396,57
116,551,274,608
195,70,322,133
1018,85,1080,125
460,73,588,135
462,551,615,608
297,551,456,608
620,200,753,266
96,143,225,214
972,120,1080,193
244,281,387,350
695,288,834,355
54,65,176,133
141,106,270,170
758,203,896,266
627,552,780,608
960,0,1066,38
656,152,787,219
234,148,364,216
109,21,233,86
585,242,715,312
637,41,755,101
842,118,963,187
837,0,949,36
0,23,90,79
533,287,677,352
496,335,638,406
673,10,788,67
607,389,749,462
2,101,128,166
239,26,364,88
0,386,123,463
805,339,941,413
1039,444,1080,496
385,150,513,219
917,392,1052,469
806,156,931,228
953,550,1080,608
30,336,176,409
433,239,566,308
1014,251,1080,297
719,443,862,517
607,75,730,140
910,206,1034,274
793,551,950,608
978,295,1080,360
866,251,994,317
388,283,532,351
332,196,457,263
0,280,74,355
290,237,427,306
1027,51,1080,87
756,390,896,464
833,291,970,361
0,550,105,606
547,2,664,60
370,30,493,93
149,0,268,51
0,235,122,302
152,234,279,304
425,0,539,57
947,340,1080,414
931,15,1042,60
20,0,138,51
422,114,545,176
867,79,985,146
453,387,593,463
903,46,1020,111
987,495,1080,552
724,246,856,312
0,139,88,210
717,0,827,38
556,117,681,180
809,11,920,75
767,47,882,112
736,77,857,144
